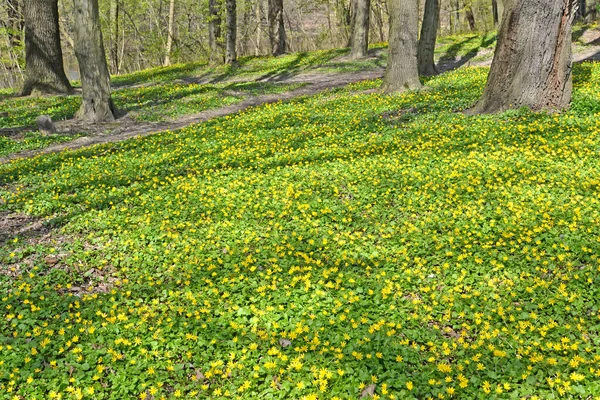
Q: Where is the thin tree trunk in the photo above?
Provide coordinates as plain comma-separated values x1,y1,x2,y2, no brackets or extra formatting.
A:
109,0,119,74
453,0,460,32
255,0,263,55
163,0,175,66
374,0,385,42
381,0,421,93
208,0,223,63
418,0,440,76
468,0,578,114
225,0,236,63
21,0,72,95
73,0,116,122
350,0,370,58
492,0,499,25
268,0,285,55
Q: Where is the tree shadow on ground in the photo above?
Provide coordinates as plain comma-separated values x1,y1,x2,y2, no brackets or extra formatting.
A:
436,34,496,71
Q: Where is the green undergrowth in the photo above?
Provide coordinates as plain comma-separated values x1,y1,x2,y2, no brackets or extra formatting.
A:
0,132,81,157
3,62,600,399
0,81,304,157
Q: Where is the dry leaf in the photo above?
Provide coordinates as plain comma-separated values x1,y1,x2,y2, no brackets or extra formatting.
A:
360,384,376,398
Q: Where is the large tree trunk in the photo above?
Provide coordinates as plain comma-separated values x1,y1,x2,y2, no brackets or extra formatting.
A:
208,0,223,63
381,0,421,93
350,0,370,58
21,0,72,95
468,0,577,114
73,0,116,122
163,0,175,66
225,0,236,63
268,0,285,55
109,0,119,74
417,0,440,76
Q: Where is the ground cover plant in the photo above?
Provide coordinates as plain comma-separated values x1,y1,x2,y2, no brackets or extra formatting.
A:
2,62,600,399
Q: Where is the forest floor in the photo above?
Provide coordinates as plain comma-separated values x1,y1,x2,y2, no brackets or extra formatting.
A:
3,27,600,399
2,25,600,163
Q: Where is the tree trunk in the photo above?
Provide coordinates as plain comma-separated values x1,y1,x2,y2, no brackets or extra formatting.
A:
73,0,116,122
225,0,236,63
585,0,597,21
268,0,285,55
468,0,577,114
350,0,370,58
109,0,119,74
348,0,357,47
21,0,72,95
381,0,421,93
453,0,460,32
208,0,223,63
465,3,476,30
418,0,440,76
163,0,175,66
492,0,499,25
577,0,586,18
255,0,263,55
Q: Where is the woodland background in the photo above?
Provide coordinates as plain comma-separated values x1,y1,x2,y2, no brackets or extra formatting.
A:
0,0,549,89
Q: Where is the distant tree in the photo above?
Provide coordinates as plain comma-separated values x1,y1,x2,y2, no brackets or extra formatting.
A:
468,0,578,114
73,0,116,122
4,0,24,48
163,0,175,66
225,0,236,63
349,0,370,58
21,0,72,95
465,1,476,31
492,0,499,25
208,0,224,64
268,0,285,55
108,0,119,73
585,0,597,21
381,0,421,92
418,0,440,76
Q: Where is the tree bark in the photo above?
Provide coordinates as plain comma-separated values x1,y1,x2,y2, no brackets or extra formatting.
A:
163,0,175,66
381,0,421,93
225,0,236,63
418,0,440,76
109,0,119,74
73,0,116,122
350,0,370,58
21,0,72,95
208,0,223,63
268,0,285,55
468,0,578,114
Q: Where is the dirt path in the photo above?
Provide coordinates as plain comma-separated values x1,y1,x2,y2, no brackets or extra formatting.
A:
0,68,386,164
